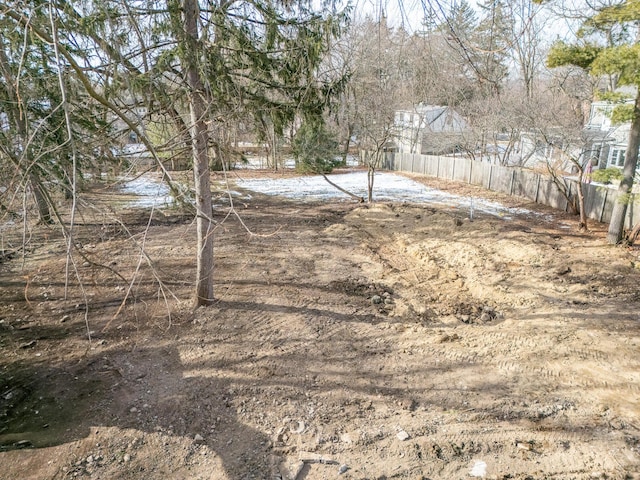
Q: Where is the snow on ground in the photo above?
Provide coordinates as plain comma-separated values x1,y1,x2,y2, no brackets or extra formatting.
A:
120,176,173,208
237,171,549,220
121,170,551,220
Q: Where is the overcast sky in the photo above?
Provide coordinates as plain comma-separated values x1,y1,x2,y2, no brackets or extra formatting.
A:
350,0,580,40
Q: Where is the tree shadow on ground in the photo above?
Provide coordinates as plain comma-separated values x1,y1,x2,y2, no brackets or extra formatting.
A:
0,339,273,479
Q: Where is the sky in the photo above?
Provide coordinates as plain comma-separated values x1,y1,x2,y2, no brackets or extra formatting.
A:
350,0,580,40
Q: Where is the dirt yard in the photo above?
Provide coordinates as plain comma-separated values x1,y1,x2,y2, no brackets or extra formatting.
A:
1,170,640,479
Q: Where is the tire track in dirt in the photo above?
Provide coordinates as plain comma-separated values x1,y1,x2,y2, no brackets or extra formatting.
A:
352,219,640,406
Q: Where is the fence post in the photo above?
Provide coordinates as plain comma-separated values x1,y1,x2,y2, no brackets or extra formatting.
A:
599,189,609,223
468,159,473,184
509,169,516,196
488,164,493,190
452,158,456,180
534,174,541,203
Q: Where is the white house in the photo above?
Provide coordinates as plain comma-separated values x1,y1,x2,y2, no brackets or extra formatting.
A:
516,97,637,173
392,104,468,155
585,99,636,169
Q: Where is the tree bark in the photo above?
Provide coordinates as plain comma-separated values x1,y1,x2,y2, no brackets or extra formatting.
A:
183,0,215,306
340,124,353,165
0,41,52,224
29,174,53,224
576,180,587,230
607,91,640,244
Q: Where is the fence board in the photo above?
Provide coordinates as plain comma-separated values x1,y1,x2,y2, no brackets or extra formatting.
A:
453,158,472,183
512,170,539,200
425,155,439,176
438,156,454,180
625,193,639,229
487,164,512,194
469,161,487,186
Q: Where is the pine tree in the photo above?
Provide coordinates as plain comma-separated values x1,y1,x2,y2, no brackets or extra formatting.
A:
0,0,347,305
475,0,512,94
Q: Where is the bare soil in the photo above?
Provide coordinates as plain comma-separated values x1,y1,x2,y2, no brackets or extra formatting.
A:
1,170,640,480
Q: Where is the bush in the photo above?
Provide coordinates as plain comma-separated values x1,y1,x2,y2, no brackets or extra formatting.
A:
591,167,624,184
292,119,339,174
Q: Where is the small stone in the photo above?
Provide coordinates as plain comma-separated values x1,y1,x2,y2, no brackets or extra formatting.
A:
61,315,70,323
371,295,383,305
396,430,410,441
290,421,305,434
338,464,349,474
130,407,138,413
123,453,131,463
86,455,94,464
194,434,205,444
470,460,487,477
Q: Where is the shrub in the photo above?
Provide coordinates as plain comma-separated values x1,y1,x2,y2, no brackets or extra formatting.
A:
292,118,339,173
591,167,624,184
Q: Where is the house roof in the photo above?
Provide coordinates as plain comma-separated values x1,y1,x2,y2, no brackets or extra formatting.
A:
414,105,449,125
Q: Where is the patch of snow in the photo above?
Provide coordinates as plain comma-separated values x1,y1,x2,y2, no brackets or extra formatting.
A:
120,177,173,208
237,171,550,220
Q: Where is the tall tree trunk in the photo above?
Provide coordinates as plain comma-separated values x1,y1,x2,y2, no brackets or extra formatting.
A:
183,0,215,305
367,165,375,203
0,41,52,224
340,124,353,165
607,91,640,244
576,180,587,231
29,174,53,224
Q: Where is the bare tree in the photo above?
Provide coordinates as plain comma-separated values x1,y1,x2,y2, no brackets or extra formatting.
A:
343,18,414,201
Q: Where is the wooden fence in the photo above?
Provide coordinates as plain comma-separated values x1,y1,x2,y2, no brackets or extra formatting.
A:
374,151,640,228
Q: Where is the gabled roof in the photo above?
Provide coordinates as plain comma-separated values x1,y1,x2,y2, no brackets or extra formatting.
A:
414,105,449,126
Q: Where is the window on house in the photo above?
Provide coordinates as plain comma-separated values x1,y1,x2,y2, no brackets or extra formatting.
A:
610,148,626,167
